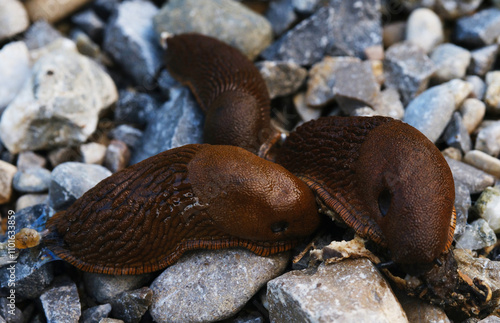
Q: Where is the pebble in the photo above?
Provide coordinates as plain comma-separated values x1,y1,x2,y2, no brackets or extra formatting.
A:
454,181,471,236
23,20,63,50
466,75,487,100
397,293,451,323
473,186,500,233
81,304,112,323
481,316,500,323
48,146,81,168
441,112,472,153
150,249,289,323
442,147,462,160
0,45,118,154
0,0,29,41
108,125,143,149
39,280,81,322
100,319,124,323
110,287,153,323
48,162,112,211
468,45,499,77
83,272,153,304
256,61,307,99
0,160,17,204
455,8,500,46
434,0,483,19
464,150,500,177
460,98,486,134
430,43,471,83
384,42,436,105
485,71,500,114
265,0,297,36
383,22,406,49
374,88,405,119
104,140,130,173
0,41,30,111
104,0,162,86
24,0,92,23
475,121,500,157
80,142,107,165
293,92,322,123
92,0,120,20
17,151,47,171
15,194,49,212
406,8,443,53
13,168,52,194
292,0,321,14
154,0,272,60
445,157,496,194
131,87,204,164
267,259,408,322
71,9,105,42
456,219,497,250
114,90,160,127
0,298,23,323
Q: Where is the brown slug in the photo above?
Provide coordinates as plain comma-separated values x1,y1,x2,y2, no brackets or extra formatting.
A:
44,144,320,275
164,33,274,155
276,116,456,264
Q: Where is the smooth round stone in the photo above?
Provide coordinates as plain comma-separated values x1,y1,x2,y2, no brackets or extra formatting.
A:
83,273,153,304
406,8,444,53
374,88,405,119
80,142,107,165
17,151,47,171
13,168,52,193
430,43,471,83
475,121,500,157
15,193,49,212
466,75,486,100
464,150,500,178
485,71,500,114
0,41,30,110
0,160,17,204
460,98,486,134
24,0,93,23
256,61,307,99
455,219,497,250
0,0,29,41
442,147,462,161
473,186,500,233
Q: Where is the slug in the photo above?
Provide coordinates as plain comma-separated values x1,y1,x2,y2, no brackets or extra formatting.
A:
164,33,275,156
44,144,320,275
276,116,456,264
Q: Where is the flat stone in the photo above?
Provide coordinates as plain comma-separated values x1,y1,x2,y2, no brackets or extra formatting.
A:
430,43,471,83
460,98,486,134
455,219,497,250
114,90,160,127
17,151,47,171
13,168,52,194
81,304,112,323
468,45,499,77
150,249,289,323
71,9,105,42
108,125,143,149
0,160,17,204
80,142,107,165
455,8,500,46
40,280,81,322
384,41,436,105
434,0,483,19
154,0,272,60
104,0,162,85
265,0,297,36
445,157,496,194
104,140,130,173
267,259,408,322
473,187,500,233
0,0,29,41
0,41,30,111
454,181,471,236
83,272,153,304
15,194,49,212
110,287,153,323
464,150,500,178
48,162,111,211
466,75,486,100
256,61,307,99
131,87,204,164
373,88,405,119
475,121,500,157
485,71,500,114
23,20,63,50
24,0,93,23
406,8,444,53
0,45,118,154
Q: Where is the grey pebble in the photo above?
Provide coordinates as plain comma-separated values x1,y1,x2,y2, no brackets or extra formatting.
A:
150,249,289,323
480,316,500,323
468,45,499,77
0,160,17,204
17,151,47,172
374,88,405,119
406,8,444,53
104,0,162,85
464,150,500,178
445,157,495,194
92,0,120,20
441,111,471,153
293,92,322,123
475,120,500,157
465,75,486,100
292,0,321,14
81,304,112,323
0,298,23,323
267,259,408,322
15,194,49,212
265,0,297,36
397,292,451,323
80,142,107,165
23,20,64,50
71,9,105,42
455,219,497,250
384,41,436,105
256,61,307,99
110,287,153,323
83,272,153,304
434,0,483,19
454,181,471,236
0,0,29,41
0,41,30,111
49,162,112,211
430,43,471,83
460,98,486,134
104,139,130,173
442,147,462,160
455,8,500,46
114,90,160,127
131,87,204,164
109,125,143,149
485,71,500,114
40,280,81,323
154,0,272,60
13,168,52,194
472,186,500,233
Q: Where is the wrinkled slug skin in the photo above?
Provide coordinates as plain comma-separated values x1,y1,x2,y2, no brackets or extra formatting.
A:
276,116,456,264
45,144,320,275
164,33,271,154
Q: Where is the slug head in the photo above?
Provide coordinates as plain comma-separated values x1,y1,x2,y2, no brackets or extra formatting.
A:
355,121,455,264
188,145,320,242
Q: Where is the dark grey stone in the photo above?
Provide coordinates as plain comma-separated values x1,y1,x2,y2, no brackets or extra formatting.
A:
114,90,160,127
103,0,162,85
0,298,23,323
468,45,499,77
384,42,436,105
455,8,500,46
13,168,52,193
83,272,153,303
81,304,112,323
110,287,153,323
256,61,307,99
454,182,471,237
445,157,496,194
71,9,105,41
157,69,181,96
48,162,111,211
131,87,204,164
9,204,53,232
92,0,121,21
40,280,81,322
441,112,472,154
23,20,63,50
109,125,143,149
265,0,297,36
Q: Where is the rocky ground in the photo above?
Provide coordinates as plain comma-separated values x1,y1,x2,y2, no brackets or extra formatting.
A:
0,0,500,322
